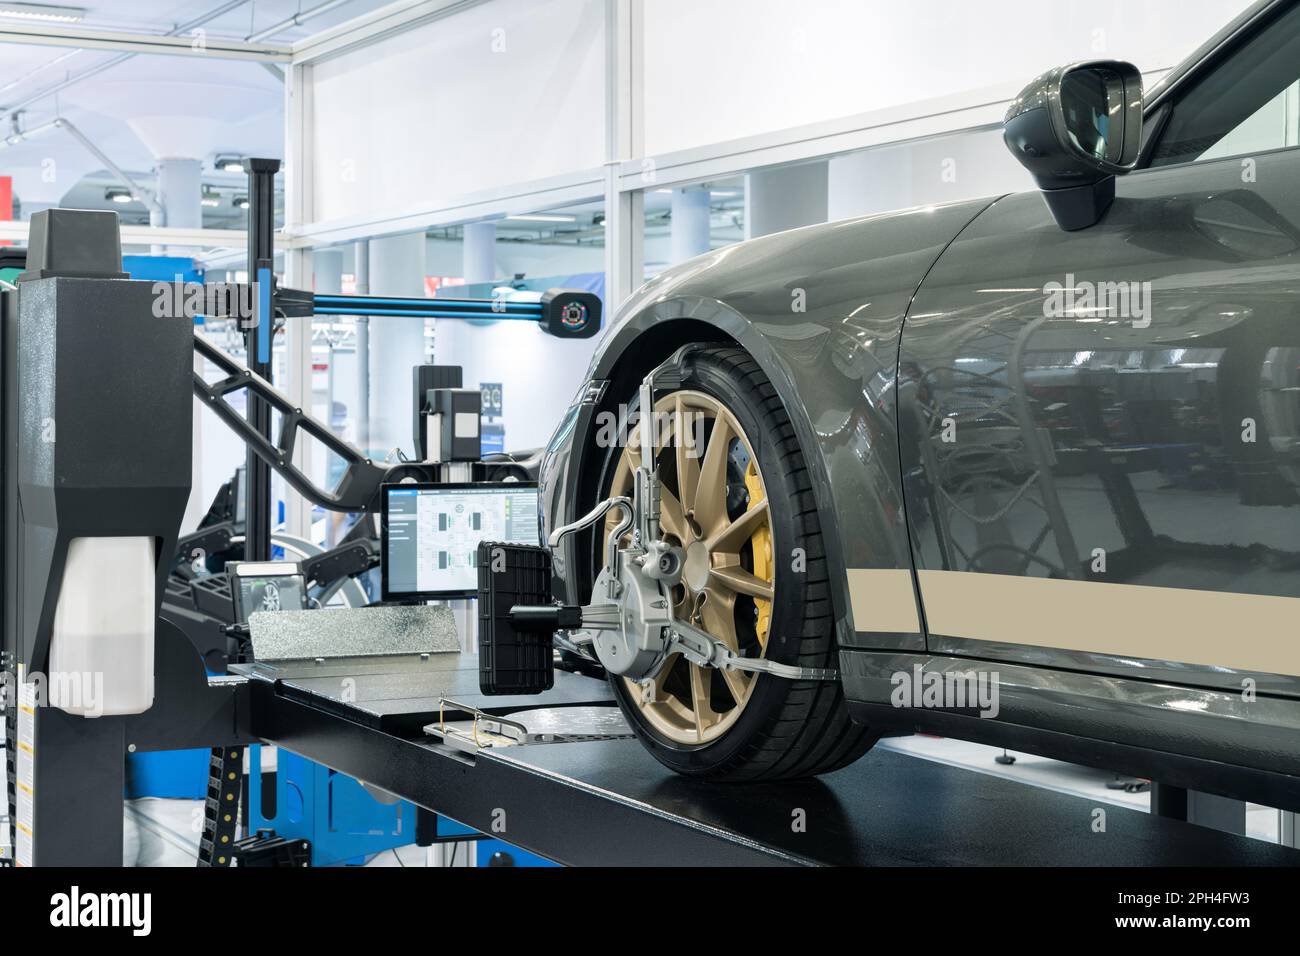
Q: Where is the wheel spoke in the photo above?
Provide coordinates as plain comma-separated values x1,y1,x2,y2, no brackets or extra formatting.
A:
659,484,688,543
699,586,738,651
710,564,774,601
688,664,717,740
708,498,769,555
674,395,700,515
692,415,732,536
699,590,752,704
638,653,678,705
720,665,751,705
659,658,701,726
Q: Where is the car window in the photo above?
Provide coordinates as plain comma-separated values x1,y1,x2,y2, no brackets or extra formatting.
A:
1149,2,1300,167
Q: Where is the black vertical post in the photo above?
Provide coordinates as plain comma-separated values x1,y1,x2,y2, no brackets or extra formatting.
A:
245,158,280,563
31,709,126,865
1151,783,1188,821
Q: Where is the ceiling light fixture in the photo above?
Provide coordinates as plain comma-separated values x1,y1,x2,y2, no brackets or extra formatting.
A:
215,155,246,174
0,3,86,22
505,213,577,223
201,190,221,208
233,195,249,210
104,187,133,204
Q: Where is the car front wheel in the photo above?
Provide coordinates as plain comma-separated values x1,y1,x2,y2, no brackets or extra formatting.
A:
596,346,876,781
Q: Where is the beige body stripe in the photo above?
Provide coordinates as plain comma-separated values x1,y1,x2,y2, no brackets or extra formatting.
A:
847,568,921,633
917,570,1300,678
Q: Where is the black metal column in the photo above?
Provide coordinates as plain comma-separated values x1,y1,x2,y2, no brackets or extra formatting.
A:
245,158,280,562
1151,782,1189,821
31,708,126,866
1152,782,1247,835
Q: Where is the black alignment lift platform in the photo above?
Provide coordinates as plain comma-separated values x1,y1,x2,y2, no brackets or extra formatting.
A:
234,652,1300,867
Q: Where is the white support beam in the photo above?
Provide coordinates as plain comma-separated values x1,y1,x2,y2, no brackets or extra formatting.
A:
281,280,314,539
603,0,644,310
0,22,291,61
284,167,606,248
284,59,315,254
0,221,282,249
290,0,491,65
283,60,317,541
618,86,1013,195
604,172,643,311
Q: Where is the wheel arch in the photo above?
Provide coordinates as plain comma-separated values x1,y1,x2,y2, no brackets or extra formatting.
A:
571,295,895,655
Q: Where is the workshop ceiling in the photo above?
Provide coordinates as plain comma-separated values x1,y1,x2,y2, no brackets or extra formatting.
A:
0,1,390,220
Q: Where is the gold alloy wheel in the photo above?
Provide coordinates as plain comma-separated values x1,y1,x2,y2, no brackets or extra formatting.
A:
605,390,775,745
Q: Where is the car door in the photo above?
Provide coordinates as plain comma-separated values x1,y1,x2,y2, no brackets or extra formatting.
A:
898,0,1300,696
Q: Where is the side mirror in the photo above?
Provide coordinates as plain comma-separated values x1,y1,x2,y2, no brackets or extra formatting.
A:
1003,60,1143,231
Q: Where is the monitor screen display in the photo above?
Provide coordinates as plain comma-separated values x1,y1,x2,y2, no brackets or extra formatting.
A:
381,482,540,599
229,561,307,621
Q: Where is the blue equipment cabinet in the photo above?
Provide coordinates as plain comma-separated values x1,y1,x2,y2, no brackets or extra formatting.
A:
247,747,557,867
248,746,414,867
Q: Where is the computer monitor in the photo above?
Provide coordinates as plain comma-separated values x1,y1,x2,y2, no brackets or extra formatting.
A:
229,561,308,621
381,482,541,600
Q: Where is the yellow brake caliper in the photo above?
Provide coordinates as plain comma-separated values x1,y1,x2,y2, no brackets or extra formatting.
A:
744,461,773,650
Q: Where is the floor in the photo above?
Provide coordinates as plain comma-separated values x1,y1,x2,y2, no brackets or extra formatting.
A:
880,735,1286,843
122,735,1291,865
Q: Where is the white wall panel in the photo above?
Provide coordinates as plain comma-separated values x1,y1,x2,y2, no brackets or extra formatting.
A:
828,128,1035,220
642,0,1255,157
309,0,605,224
434,318,601,450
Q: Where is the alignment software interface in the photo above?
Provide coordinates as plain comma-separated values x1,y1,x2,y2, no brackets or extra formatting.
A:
385,484,540,596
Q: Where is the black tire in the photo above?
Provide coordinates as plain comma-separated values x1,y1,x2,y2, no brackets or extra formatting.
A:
597,346,877,781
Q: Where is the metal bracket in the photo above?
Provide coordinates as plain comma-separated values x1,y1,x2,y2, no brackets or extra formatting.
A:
427,698,634,753
193,334,436,513
548,495,634,588
665,620,838,682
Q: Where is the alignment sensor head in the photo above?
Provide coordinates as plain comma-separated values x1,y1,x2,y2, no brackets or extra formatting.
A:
541,288,602,339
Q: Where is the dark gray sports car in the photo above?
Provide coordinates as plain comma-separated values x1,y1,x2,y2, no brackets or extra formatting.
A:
540,0,1300,805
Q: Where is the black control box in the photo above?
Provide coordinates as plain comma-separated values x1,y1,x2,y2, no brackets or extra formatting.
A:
477,542,555,695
